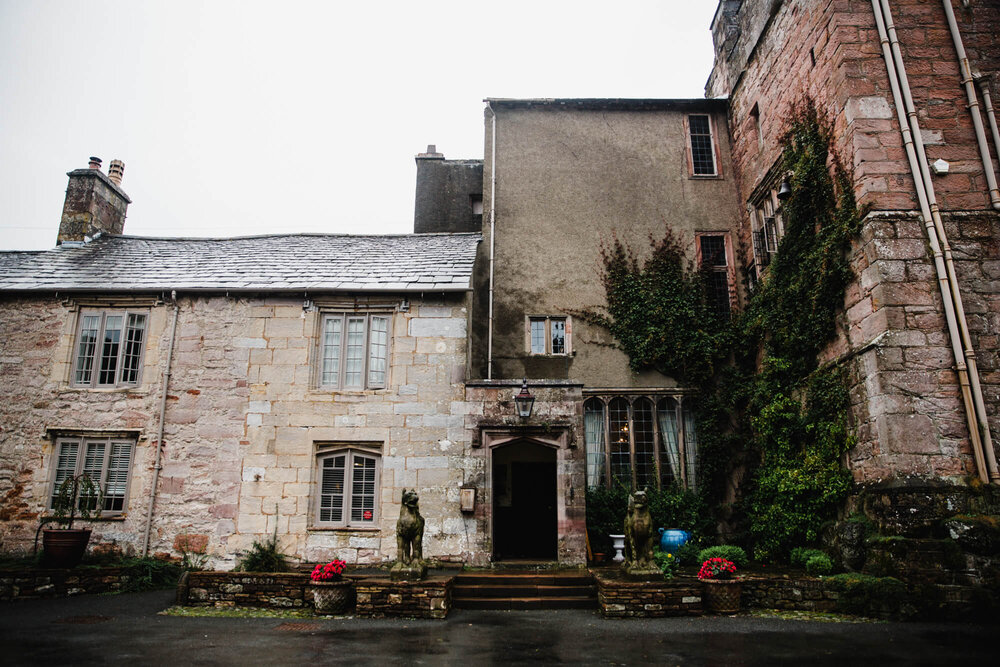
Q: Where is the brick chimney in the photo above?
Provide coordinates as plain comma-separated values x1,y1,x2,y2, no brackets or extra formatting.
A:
57,156,131,245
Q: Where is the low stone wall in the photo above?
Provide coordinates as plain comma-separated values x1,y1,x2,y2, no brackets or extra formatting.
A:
593,572,703,617
355,577,452,619
180,571,314,609
740,575,838,612
1,567,134,601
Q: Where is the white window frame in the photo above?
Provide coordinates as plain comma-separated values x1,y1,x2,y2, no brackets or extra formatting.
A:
317,312,391,390
526,315,571,356
749,187,785,278
313,446,381,529
71,309,148,388
687,114,719,177
49,436,135,514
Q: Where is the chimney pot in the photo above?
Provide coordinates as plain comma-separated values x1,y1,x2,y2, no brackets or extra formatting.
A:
88,156,102,170
108,159,125,186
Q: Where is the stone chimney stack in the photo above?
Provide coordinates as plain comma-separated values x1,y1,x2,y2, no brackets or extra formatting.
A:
57,156,131,245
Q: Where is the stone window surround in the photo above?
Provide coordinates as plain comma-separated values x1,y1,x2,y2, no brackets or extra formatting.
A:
524,315,572,356
685,113,722,178
695,231,738,315
582,389,698,491
310,442,382,531
314,309,393,391
69,307,150,389
45,428,140,516
747,162,787,282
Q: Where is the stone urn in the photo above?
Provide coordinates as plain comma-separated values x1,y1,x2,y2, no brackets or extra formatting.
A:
702,579,742,614
609,534,626,563
310,579,355,615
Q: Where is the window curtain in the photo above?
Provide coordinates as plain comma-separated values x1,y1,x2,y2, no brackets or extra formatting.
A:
683,403,698,490
584,404,605,488
657,401,681,485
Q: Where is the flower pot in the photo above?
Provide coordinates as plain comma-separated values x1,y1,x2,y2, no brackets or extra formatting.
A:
702,578,742,614
658,528,690,555
310,579,355,614
42,528,92,568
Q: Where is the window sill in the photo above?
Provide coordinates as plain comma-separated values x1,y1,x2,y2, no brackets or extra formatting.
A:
60,386,149,395
307,526,381,533
689,174,722,180
42,514,127,523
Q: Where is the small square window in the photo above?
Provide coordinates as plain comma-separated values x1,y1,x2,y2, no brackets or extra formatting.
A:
318,312,391,390
72,310,148,388
527,316,570,355
50,436,135,514
314,447,381,528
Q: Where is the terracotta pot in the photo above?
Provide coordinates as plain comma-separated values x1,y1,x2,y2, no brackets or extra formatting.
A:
702,578,742,614
310,579,355,614
41,528,92,568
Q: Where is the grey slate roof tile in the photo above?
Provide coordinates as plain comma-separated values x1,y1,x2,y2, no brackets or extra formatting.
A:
0,233,481,293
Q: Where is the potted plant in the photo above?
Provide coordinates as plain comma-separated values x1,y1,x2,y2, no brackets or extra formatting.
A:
698,557,741,614
309,559,354,614
42,473,103,568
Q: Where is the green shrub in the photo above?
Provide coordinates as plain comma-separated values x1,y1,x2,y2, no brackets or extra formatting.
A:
675,540,703,566
653,547,679,579
825,573,908,618
697,545,748,569
235,533,289,573
119,557,182,592
805,552,833,575
790,547,827,568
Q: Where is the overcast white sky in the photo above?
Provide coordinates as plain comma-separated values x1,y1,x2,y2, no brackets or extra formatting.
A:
0,1,720,250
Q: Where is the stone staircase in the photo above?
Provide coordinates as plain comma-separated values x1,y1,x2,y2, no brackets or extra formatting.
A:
451,570,597,610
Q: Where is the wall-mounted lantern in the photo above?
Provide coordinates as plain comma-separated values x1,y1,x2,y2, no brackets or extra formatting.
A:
776,177,793,200
514,378,535,419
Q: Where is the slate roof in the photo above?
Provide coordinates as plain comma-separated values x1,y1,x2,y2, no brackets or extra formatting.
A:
0,233,481,293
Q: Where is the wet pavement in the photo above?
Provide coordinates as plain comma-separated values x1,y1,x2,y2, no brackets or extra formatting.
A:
1,589,996,665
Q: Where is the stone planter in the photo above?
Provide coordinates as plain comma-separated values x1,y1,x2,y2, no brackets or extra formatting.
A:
310,579,355,614
41,528,91,568
702,578,742,614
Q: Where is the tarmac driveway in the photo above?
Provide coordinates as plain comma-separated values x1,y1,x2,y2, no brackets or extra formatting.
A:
1,589,995,665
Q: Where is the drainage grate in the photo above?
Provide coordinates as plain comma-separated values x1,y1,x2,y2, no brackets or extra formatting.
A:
56,615,113,625
275,622,322,632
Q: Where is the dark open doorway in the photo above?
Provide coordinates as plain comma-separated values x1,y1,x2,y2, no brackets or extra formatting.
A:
492,441,557,560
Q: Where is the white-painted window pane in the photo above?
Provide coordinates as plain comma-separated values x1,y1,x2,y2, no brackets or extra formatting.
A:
530,319,545,354
368,316,388,388
584,399,605,489
657,398,681,487
80,441,106,512
121,313,146,384
98,316,123,385
320,455,346,523
75,315,100,385
551,319,566,354
344,318,366,387
321,316,342,386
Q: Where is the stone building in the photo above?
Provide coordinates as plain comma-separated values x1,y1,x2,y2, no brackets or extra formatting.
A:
0,160,482,567
707,0,1000,504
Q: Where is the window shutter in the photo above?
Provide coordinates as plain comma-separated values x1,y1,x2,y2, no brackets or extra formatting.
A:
350,454,377,523
104,442,132,511
51,440,80,507
319,455,346,523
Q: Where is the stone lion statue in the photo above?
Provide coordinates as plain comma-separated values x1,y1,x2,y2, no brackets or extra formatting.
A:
396,488,425,565
624,488,656,571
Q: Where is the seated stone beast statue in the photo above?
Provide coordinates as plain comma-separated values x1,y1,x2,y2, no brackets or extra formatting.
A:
624,488,656,570
396,488,425,565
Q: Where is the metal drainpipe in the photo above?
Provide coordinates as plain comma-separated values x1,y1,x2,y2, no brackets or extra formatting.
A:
976,75,1000,170
142,290,179,557
872,0,996,482
487,103,497,380
941,0,1000,210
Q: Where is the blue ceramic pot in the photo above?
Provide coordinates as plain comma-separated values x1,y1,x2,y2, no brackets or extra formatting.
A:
658,528,690,555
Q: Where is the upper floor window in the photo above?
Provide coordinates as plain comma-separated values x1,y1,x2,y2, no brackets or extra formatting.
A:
72,310,147,388
749,186,784,280
318,312,390,390
688,114,718,176
50,435,135,513
528,316,570,355
314,446,381,528
697,233,735,317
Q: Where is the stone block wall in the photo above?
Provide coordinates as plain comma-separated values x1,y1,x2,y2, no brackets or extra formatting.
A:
741,575,839,612
0,566,135,601
594,573,703,617
181,571,312,609
0,291,491,568
354,577,452,619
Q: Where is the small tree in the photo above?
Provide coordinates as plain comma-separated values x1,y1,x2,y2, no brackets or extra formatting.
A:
51,473,104,529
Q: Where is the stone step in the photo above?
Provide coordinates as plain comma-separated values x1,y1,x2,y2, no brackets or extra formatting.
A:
452,584,596,599
453,572,593,587
453,595,597,610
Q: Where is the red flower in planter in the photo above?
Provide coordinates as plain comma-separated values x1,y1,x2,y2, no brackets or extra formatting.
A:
697,557,738,580
311,559,347,581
